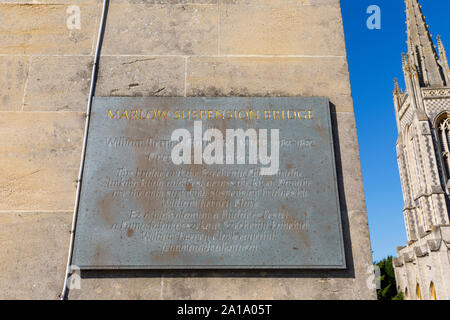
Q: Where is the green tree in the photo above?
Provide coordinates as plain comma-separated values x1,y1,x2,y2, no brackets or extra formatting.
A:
376,256,403,300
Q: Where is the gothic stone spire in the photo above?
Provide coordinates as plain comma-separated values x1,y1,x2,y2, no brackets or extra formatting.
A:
405,0,445,87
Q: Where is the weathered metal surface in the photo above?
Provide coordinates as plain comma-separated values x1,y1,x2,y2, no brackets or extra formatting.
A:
72,97,345,269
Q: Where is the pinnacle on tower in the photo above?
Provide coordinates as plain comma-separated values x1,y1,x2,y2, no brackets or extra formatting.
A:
393,78,402,95
437,35,450,85
405,0,445,87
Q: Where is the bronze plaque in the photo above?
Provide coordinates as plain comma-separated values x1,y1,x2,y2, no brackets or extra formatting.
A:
72,97,345,269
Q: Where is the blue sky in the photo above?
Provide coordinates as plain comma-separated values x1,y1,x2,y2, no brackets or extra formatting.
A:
340,0,450,262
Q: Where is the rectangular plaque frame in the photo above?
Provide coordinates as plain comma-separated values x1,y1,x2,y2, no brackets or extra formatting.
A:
72,97,346,269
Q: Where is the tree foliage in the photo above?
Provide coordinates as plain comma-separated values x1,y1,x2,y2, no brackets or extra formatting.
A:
376,256,403,300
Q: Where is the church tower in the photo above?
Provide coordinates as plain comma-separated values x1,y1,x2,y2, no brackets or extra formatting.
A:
393,0,450,300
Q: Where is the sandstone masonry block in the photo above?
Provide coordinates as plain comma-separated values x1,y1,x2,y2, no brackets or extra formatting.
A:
102,3,218,55
69,275,163,300
0,56,29,111
221,0,338,5
96,56,185,97
186,56,353,111
24,56,93,112
3,1,99,3
334,112,367,213
114,0,217,3
0,212,71,300
0,112,84,211
0,4,99,54
219,2,345,56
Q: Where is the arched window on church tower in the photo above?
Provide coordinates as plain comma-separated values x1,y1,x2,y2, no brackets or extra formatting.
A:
416,283,422,300
430,282,437,300
436,115,450,188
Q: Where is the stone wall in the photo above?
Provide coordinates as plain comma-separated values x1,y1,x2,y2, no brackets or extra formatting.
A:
0,0,376,299
394,225,450,300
